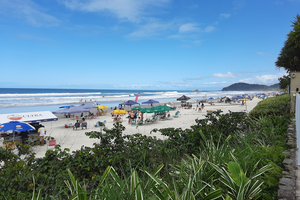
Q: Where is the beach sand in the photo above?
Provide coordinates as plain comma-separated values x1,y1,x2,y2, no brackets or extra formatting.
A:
32,98,262,158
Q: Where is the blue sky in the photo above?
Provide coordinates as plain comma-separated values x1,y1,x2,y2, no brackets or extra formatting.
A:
0,0,298,90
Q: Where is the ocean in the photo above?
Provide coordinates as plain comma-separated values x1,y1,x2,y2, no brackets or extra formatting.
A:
0,88,263,114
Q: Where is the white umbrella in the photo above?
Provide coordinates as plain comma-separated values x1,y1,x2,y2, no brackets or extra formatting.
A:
186,98,196,103
160,100,170,104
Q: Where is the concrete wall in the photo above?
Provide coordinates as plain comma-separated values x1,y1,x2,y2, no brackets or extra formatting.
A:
290,72,300,113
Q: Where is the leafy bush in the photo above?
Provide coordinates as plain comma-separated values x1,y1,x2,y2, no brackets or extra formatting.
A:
248,94,291,119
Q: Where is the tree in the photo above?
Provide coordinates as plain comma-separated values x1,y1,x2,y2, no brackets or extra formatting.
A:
276,15,300,72
278,74,290,90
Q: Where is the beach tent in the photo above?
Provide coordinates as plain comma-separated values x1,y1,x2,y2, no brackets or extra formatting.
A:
119,100,140,106
0,111,58,124
52,106,90,115
177,95,190,101
142,99,159,104
78,103,98,109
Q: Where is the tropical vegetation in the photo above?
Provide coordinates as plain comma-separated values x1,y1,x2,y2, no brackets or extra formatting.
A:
0,94,292,199
276,14,300,72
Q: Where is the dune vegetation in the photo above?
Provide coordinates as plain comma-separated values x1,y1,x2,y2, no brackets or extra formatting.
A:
0,94,291,200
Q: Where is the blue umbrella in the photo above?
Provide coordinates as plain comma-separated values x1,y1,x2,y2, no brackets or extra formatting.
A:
0,121,36,142
0,121,35,132
142,99,159,104
59,105,75,109
232,96,243,99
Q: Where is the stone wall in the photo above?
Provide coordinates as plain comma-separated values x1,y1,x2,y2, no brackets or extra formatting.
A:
277,119,297,200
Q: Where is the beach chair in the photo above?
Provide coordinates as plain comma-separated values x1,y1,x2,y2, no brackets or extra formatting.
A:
73,122,80,130
95,121,100,127
138,120,143,125
95,120,106,127
82,122,87,129
131,119,136,125
173,112,179,118
89,115,95,120
151,115,157,123
104,110,107,115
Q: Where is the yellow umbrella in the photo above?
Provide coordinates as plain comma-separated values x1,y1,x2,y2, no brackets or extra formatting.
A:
119,110,128,114
111,110,128,114
97,105,108,109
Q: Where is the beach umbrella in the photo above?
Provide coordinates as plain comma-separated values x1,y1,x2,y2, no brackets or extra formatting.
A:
160,100,170,104
232,96,243,99
140,108,154,113
142,99,159,104
112,110,128,114
0,121,35,132
97,105,108,109
0,121,36,142
155,105,171,111
186,98,196,103
177,95,190,101
132,106,142,111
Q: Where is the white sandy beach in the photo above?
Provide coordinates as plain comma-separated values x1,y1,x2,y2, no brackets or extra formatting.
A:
32,98,262,158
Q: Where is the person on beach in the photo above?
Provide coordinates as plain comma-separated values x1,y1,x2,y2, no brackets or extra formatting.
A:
175,111,181,117
201,103,204,109
113,115,120,122
82,118,87,129
73,120,80,130
38,125,46,146
127,111,132,124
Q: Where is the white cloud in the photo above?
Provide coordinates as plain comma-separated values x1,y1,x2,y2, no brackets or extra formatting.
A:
179,23,201,33
205,82,219,85
204,25,215,32
239,73,286,85
212,72,236,78
256,51,276,59
59,0,170,23
0,0,61,27
127,19,175,37
220,13,231,19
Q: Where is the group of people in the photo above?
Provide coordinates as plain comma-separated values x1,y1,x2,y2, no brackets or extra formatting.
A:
73,118,87,130
196,103,205,112
127,111,139,124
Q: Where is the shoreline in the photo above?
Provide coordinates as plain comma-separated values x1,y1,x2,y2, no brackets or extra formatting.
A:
30,97,262,158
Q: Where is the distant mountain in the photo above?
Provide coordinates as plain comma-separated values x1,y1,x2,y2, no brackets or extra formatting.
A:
222,83,279,91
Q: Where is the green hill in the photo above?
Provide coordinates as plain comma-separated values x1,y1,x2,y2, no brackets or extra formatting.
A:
222,82,279,91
